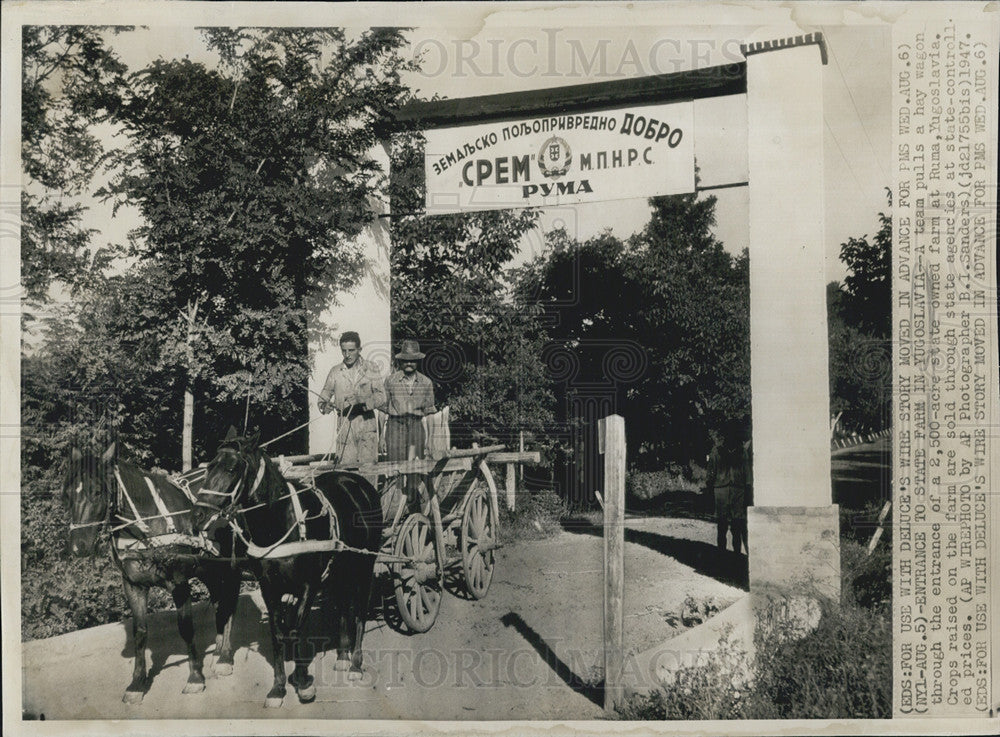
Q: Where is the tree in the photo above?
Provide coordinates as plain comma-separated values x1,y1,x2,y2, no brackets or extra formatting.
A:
515,186,750,479
21,267,179,472
839,189,892,337
21,26,128,304
100,28,417,468
827,286,891,434
828,191,892,433
389,132,554,447
631,189,751,459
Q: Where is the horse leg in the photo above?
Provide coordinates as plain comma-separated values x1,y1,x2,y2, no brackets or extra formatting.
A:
122,580,149,704
260,579,288,708
328,558,352,672
349,557,375,680
334,605,352,671
287,583,317,703
172,582,206,694
205,569,239,676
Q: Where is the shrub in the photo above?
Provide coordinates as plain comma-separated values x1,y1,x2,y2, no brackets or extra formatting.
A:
841,538,891,611
615,630,750,720
745,597,890,719
23,553,131,641
840,501,892,545
626,468,700,502
497,477,566,542
617,533,891,720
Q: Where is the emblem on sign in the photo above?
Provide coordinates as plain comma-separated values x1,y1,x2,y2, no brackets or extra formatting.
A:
538,136,572,179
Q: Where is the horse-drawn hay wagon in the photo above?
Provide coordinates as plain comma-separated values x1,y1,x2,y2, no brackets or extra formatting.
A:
280,444,539,633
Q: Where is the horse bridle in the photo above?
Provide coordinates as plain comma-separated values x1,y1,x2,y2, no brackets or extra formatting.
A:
66,476,115,535
198,443,341,561
197,443,267,529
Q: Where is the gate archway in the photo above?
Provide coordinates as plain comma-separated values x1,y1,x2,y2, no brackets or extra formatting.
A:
310,31,840,605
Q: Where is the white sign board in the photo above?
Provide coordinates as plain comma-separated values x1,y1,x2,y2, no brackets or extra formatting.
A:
424,102,695,213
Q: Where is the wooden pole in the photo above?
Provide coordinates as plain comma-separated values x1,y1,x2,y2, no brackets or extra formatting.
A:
505,462,516,512
599,414,625,712
518,430,524,487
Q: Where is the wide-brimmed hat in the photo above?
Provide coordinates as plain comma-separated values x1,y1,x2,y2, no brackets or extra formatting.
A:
395,339,425,360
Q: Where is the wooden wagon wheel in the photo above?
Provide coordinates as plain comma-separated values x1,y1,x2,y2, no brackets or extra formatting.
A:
460,483,496,599
392,512,442,633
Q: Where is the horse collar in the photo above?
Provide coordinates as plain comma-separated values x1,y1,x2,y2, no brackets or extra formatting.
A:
114,466,151,534
249,456,267,496
288,483,307,540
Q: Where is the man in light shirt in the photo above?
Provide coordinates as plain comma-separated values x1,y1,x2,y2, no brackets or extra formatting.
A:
317,331,386,467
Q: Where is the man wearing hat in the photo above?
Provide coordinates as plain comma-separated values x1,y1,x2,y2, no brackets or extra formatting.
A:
317,331,386,467
384,339,437,463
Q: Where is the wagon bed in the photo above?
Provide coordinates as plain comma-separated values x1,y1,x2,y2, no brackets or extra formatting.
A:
280,445,539,633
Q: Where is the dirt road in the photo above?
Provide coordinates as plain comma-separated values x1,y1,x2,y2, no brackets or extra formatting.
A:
22,516,746,721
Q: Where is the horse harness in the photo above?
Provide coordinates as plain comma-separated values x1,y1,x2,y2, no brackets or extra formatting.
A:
98,456,363,567
199,455,342,562
109,465,220,559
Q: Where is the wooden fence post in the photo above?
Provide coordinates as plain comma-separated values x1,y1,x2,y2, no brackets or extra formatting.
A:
518,430,525,487
599,414,625,712
505,462,516,511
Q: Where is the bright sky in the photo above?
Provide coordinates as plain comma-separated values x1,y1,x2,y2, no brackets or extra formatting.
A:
63,6,891,284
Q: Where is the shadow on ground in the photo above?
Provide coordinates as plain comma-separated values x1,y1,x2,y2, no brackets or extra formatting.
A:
116,593,268,696
624,489,716,523
117,591,352,691
559,518,749,591
500,611,604,706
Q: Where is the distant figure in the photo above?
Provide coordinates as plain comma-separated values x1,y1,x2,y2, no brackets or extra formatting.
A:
317,331,386,467
705,419,752,554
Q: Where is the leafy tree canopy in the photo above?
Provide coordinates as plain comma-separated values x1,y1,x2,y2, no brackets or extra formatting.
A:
92,28,418,458
839,188,892,337
515,186,750,471
21,25,129,303
828,190,892,433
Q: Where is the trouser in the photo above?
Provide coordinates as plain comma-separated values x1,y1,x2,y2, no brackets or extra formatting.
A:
384,415,426,520
385,415,425,462
336,411,379,468
714,486,748,553
715,517,747,554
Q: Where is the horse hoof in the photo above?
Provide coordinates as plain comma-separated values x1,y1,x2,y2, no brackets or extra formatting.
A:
350,667,375,687
265,695,284,709
213,662,234,677
123,690,144,705
182,680,206,694
296,684,316,703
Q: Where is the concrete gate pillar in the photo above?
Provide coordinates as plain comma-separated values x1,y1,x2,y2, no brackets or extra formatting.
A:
742,33,840,601
308,143,393,455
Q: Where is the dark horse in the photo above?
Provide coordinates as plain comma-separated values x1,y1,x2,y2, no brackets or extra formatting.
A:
62,443,241,704
197,429,383,707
